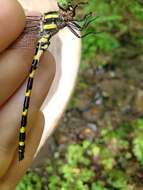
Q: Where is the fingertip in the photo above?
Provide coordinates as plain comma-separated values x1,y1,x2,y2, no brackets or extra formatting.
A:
0,111,45,188
0,0,26,52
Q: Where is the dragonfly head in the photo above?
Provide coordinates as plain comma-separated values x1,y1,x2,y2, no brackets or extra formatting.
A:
58,3,76,22
57,2,99,39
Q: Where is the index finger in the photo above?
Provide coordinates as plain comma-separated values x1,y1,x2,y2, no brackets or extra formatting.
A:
0,0,26,52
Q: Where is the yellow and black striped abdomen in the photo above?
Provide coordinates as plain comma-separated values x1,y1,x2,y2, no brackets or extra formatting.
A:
19,36,50,161
19,11,60,161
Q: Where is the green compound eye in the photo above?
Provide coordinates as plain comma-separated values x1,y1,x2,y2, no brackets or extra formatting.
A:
58,0,72,10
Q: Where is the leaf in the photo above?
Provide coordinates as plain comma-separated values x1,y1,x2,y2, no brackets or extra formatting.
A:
133,136,143,164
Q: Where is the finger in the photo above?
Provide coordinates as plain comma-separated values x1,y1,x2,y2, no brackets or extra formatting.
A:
0,110,44,189
0,47,54,107
0,52,55,173
0,51,55,149
0,48,35,106
0,107,39,178
0,0,25,52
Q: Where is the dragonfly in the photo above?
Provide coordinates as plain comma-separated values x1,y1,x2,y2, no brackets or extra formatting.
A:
19,2,98,161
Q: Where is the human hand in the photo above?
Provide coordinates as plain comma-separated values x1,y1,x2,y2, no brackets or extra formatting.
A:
0,1,55,189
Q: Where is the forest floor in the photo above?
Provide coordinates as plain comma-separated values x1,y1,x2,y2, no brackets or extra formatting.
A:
52,44,143,154
31,42,143,190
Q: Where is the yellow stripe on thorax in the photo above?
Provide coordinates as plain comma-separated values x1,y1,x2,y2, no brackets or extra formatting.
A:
44,14,58,19
43,23,57,30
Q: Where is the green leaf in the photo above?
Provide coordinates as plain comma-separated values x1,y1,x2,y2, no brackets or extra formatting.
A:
133,136,143,164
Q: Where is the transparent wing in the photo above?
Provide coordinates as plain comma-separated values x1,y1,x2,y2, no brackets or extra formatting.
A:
11,14,42,49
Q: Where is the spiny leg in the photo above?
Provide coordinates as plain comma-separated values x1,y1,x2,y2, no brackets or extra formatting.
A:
19,36,50,161
70,14,99,31
67,24,100,38
74,12,93,23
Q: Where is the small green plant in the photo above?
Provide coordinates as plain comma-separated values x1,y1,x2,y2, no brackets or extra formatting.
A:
16,172,42,190
17,119,143,189
81,0,143,67
133,119,143,164
47,141,96,190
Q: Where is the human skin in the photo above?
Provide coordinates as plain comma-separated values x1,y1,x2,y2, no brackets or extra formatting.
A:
0,0,56,189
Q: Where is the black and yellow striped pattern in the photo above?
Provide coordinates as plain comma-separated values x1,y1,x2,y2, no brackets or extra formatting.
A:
19,11,60,160
19,37,50,160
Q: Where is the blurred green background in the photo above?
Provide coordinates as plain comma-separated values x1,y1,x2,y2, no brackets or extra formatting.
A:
17,0,143,190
